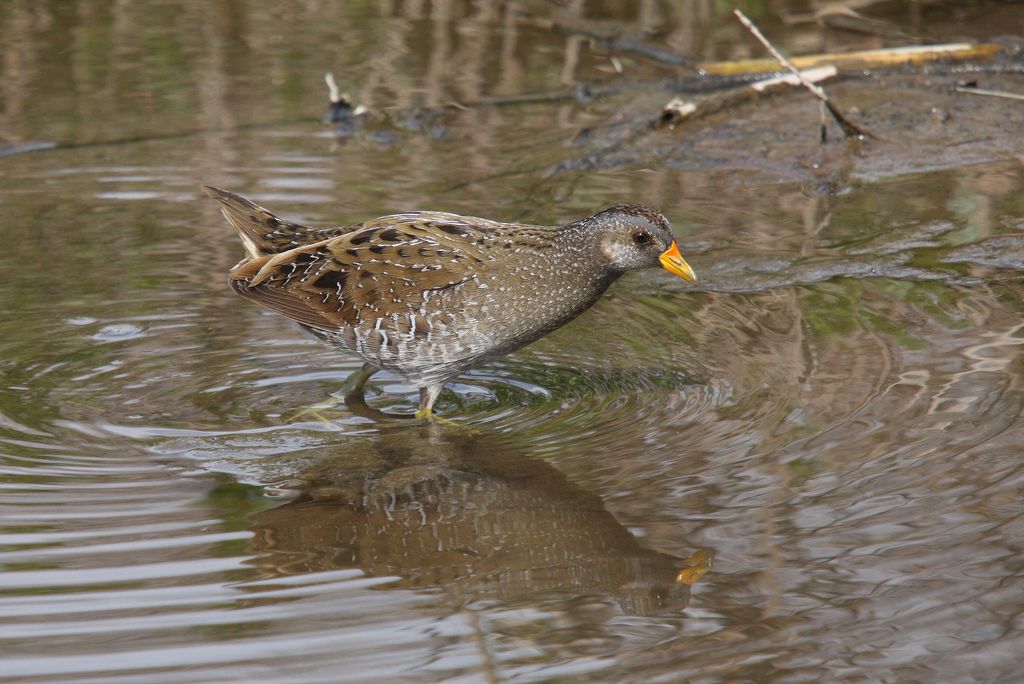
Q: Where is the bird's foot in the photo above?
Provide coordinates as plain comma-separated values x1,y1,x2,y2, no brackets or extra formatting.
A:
286,393,351,425
414,406,477,433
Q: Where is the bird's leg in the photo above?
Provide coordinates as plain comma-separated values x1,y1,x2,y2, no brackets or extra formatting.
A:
414,384,444,420
415,384,478,433
288,363,379,423
343,364,426,421
414,384,474,431
342,363,380,403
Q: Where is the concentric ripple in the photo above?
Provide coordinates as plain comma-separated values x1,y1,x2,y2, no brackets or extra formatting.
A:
4,12,1024,676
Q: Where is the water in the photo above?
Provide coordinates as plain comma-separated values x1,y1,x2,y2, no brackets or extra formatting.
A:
2,2,1024,682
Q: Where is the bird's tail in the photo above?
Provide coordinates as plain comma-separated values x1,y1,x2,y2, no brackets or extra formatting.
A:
203,185,320,258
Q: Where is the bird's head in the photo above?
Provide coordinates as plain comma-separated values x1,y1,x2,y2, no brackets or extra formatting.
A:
588,205,698,284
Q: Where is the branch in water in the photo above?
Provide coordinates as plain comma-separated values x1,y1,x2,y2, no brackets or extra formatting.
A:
733,9,874,140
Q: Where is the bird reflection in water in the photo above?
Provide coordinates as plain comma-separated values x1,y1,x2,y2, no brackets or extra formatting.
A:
248,427,712,617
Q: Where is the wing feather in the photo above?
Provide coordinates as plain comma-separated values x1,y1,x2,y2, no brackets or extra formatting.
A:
229,214,495,335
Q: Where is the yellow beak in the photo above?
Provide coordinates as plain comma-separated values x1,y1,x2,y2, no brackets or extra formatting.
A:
659,241,698,284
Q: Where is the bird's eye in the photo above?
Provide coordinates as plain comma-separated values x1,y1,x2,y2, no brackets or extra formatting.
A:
633,232,652,245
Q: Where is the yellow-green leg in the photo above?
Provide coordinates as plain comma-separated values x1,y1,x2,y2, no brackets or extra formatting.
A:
288,363,379,423
342,363,380,403
414,384,473,431
414,385,444,420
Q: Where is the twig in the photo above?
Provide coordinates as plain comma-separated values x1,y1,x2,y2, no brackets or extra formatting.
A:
0,141,58,158
658,65,838,130
733,9,873,139
734,10,830,100
954,86,1024,102
700,42,1000,76
749,65,838,93
324,72,342,104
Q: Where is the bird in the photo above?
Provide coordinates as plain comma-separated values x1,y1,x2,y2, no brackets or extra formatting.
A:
204,186,698,420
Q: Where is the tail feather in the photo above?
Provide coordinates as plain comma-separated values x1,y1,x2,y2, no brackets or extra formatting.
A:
203,185,329,257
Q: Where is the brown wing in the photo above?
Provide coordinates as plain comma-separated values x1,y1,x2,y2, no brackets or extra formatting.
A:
229,212,496,336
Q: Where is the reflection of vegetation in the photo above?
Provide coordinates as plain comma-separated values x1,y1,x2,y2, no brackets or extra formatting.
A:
785,456,818,487
800,277,972,350
874,279,971,331
200,477,276,540
861,309,926,350
458,363,700,410
801,281,863,339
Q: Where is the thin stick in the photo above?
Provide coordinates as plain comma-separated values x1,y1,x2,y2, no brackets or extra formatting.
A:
324,72,342,104
954,86,1024,102
700,42,1000,75
733,9,872,139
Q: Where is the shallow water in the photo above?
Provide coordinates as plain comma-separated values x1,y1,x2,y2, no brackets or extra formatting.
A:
3,2,1024,682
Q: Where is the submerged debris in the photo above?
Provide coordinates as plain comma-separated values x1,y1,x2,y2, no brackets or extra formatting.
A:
658,98,698,129
322,72,448,143
322,72,369,137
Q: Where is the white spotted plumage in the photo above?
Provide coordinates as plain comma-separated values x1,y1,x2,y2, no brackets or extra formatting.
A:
206,186,687,415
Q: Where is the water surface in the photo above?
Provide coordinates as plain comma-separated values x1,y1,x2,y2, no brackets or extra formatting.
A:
2,2,1024,682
